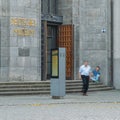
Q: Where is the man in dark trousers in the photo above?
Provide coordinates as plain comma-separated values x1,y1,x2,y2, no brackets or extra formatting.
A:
79,61,91,96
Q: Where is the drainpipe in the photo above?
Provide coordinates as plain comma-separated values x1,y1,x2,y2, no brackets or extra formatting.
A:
110,0,114,87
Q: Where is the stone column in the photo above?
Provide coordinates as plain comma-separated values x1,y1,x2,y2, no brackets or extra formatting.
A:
113,0,120,89
0,0,10,82
72,0,80,79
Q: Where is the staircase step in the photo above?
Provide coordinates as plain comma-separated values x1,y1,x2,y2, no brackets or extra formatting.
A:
0,80,113,95
0,91,50,95
0,87,50,92
66,87,114,93
0,84,50,88
0,87,113,96
0,81,101,88
0,83,101,88
0,81,49,86
66,85,109,89
0,85,106,92
66,82,102,86
0,81,102,87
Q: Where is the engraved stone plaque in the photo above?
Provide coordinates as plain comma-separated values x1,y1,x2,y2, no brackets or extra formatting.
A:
18,48,30,57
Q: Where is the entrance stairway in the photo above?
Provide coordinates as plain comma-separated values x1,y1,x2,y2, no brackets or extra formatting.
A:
0,80,113,95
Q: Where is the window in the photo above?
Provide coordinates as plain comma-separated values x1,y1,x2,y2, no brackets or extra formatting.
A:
41,0,57,15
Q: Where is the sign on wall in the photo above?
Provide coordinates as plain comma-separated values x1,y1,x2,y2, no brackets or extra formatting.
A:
10,17,36,36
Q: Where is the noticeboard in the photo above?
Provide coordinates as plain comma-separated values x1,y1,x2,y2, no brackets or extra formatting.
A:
51,49,59,78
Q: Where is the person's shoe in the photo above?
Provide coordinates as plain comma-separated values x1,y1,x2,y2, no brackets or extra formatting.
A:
83,93,88,96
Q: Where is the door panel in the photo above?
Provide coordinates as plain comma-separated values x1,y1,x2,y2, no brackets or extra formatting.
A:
47,25,57,79
57,25,74,80
41,21,47,80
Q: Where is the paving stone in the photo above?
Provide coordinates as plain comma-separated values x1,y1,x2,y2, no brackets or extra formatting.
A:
0,90,120,120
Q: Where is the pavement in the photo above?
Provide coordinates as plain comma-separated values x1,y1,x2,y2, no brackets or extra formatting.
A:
0,90,120,120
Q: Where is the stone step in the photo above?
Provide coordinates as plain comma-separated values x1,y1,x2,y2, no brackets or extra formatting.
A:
0,82,102,88
0,80,91,85
0,91,50,95
0,81,113,95
0,84,107,92
66,82,102,86
0,84,50,88
0,87,113,96
0,83,103,89
66,87,114,93
0,80,101,88
0,81,50,85
66,84,109,89
0,80,100,84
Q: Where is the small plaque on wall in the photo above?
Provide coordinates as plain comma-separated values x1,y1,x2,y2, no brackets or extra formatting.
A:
18,48,30,57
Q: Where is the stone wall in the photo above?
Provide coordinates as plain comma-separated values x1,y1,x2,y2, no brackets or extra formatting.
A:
78,0,111,85
113,0,120,89
0,0,113,84
58,0,111,84
72,0,80,79
0,0,41,82
0,0,10,82
58,0,72,24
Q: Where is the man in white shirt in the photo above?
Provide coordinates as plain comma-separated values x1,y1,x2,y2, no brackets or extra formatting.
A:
79,61,91,96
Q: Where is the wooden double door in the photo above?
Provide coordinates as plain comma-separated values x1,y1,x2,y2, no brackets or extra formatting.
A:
41,21,74,80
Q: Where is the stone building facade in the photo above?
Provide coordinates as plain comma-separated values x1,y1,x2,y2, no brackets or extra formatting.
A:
0,0,41,82
58,0,111,86
0,0,119,89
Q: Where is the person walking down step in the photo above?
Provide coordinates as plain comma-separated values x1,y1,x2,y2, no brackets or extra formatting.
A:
79,61,92,96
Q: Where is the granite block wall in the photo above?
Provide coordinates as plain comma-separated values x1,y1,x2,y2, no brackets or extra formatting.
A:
78,0,111,85
0,0,41,82
113,0,120,89
0,0,10,82
58,0,72,24
0,0,113,85
59,0,111,85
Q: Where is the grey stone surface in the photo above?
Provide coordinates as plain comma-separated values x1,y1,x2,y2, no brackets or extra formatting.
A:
0,90,120,120
0,57,9,67
9,67,24,81
10,37,18,47
10,47,18,57
30,47,39,57
113,59,120,89
0,67,9,82
0,47,9,57
23,67,39,81
0,0,41,82
113,0,120,89
80,41,107,50
58,0,112,85
72,0,80,79
78,0,111,85
58,0,72,24
0,1,10,81
30,58,38,67
0,0,118,89
18,48,30,57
